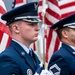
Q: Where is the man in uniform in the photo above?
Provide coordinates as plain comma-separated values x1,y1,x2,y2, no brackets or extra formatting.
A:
48,14,75,75
0,2,43,75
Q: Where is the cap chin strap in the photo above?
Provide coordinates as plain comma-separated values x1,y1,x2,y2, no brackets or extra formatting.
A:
63,23,75,27
23,18,41,23
14,16,41,23
15,16,39,20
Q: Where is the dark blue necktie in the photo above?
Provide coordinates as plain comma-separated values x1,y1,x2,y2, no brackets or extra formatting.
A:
29,50,33,57
29,50,36,66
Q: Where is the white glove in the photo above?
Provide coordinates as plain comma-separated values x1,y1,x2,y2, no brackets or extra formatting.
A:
40,69,54,75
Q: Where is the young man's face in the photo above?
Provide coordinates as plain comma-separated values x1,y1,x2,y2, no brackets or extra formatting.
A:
17,20,40,43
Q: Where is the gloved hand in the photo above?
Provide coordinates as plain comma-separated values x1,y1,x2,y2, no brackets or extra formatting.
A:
40,69,54,75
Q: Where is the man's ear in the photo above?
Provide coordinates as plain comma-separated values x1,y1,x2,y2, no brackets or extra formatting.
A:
12,24,20,33
62,29,68,39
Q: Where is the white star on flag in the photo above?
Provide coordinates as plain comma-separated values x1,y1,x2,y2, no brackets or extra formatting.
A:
34,72,39,75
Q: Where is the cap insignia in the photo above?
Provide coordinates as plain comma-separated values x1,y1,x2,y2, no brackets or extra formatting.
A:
34,3,38,10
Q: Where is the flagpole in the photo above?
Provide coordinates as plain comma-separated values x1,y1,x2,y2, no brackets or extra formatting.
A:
42,0,47,66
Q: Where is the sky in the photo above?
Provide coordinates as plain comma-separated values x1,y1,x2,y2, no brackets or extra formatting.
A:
4,0,39,11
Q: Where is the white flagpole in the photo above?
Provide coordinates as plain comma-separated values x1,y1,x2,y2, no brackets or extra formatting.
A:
42,0,48,66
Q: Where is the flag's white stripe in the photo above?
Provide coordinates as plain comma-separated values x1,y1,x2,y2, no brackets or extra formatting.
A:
0,33,9,53
47,26,50,36
61,6,75,14
58,0,75,6
45,12,59,24
39,0,42,1
0,0,7,11
48,30,57,62
48,1,61,15
15,3,25,7
38,6,42,13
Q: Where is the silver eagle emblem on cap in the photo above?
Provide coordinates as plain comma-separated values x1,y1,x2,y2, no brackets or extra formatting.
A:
34,3,38,10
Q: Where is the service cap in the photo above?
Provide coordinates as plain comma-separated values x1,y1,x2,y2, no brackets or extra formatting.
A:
51,14,75,30
1,2,41,25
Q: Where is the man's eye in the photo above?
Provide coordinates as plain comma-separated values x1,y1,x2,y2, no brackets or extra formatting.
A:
28,24,33,26
29,23,34,25
29,23,37,26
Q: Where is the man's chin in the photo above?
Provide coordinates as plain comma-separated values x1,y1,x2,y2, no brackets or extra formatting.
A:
32,39,38,42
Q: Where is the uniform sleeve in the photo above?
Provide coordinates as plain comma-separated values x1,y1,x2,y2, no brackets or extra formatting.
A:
0,54,20,75
48,55,69,75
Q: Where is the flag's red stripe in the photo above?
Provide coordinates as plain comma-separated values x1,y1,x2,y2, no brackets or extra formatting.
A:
16,0,23,4
39,0,42,6
46,8,61,20
54,36,60,53
48,0,59,6
46,29,53,62
45,16,53,25
60,2,75,9
38,12,42,20
0,22,11,36
62,11,75,18
33,43,36,51
0,30,3,43
0,6,6,14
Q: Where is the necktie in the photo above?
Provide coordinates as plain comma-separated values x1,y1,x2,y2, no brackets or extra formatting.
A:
29,50,33,57
29,50,36,66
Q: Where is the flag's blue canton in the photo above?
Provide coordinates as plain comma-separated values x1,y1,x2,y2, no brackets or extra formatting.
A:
58,0,62,1
12,0,16,8
34,63,44,75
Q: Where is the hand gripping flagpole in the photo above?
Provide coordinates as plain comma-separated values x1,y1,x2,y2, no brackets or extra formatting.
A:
41,0,48,66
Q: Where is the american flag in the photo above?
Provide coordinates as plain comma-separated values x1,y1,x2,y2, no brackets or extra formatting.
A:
45,0,61,62
38,0,61,63
0,0,12,53
58,0,75,18
12,0,16,8
38,0,42,20
34,63,54,75
34,63,44,75
38,0,75,63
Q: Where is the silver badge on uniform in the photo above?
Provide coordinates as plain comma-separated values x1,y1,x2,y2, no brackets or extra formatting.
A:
73,52,75,54
49,64,61,75
21,51,25,56
12,74,15,75
27,69,33,75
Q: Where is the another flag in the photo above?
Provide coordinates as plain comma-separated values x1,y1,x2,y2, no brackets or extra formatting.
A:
45,0,61,62
34,63,44,75
38,0,42,20
12,0,16,8
58,0,75,18
0,0,12,53
46,0,75,62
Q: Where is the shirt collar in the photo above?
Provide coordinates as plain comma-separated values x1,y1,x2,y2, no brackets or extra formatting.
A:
69,45,75,51
12,39,31,54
